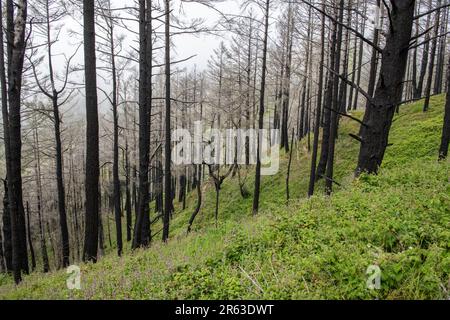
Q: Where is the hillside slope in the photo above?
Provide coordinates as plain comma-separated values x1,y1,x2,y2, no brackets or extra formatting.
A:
0,95,449,299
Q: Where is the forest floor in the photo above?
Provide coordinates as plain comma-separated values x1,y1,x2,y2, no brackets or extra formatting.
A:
0,95,449,299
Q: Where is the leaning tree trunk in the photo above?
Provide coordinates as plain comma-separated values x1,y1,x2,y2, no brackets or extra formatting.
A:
83,0,100,263
357,0,416,175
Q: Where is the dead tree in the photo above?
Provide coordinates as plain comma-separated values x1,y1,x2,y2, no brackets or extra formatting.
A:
0,0,12,273
29,0,75,267
439,55,450,160
162,0,172,242
308,0,325,197
83,0,100,263
206,164,235,227
7,0,29,283
357,0,416,175
252,0,270,216
25,202,36,271
423,0,442,112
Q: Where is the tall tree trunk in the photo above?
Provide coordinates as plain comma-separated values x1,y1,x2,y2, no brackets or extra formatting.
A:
162,0,172,241
353,2,366,110
438,55,450,160
423,1,441,112
109,18,123,256
308,1,325,197
366,0,382,102
434,6,447,94
252,0,270,216
83,0,99,263
34,128,49,273
325,0,344,195
415,0,432,99
7,0,29,283
0,0,12,273
357,0,416,175
316,12,337,180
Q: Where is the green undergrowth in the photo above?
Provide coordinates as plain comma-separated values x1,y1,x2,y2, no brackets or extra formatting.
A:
0,95,448,299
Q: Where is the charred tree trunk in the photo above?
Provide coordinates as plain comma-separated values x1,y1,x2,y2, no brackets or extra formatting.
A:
83,0,100,263
252,0,270,216
415,0,432,99
357,0,416,175
423,1,441,112
439,56,450,160
162,0,172,241
133,0,149,249
316,13,337,180
34,128,49,273
366,0,381,102
325,0,344,195
25,202,36,271
53,98,70,267
1,180,10,272
187,165,202,234
308,2,325,197
0,0,12,272
7,0,29,283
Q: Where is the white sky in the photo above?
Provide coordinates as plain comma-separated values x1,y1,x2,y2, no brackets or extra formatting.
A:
35,0,245,113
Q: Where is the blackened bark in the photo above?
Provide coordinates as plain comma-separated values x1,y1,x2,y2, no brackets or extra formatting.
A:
325,0,344,195
0,0,12,273
83,0,99,263
438,56,450,160
353,3,366,110
0,207,4,271
366,0,381,102
415,0,432,99
252,0,269,216
434,7,447,94
423,1,441,112
53,97,70,267
308,2,325,197
187,165,202,234
2,180,11,272
286,130,295,200
109,17,123,256
25,202,36,271
316,15,337,180
348,0,359,112
34,128,49,273
162,0,172,241
132,0,149,249
8,0,29,283
357,0,416,175
281,4,293,152
125,141,132,242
